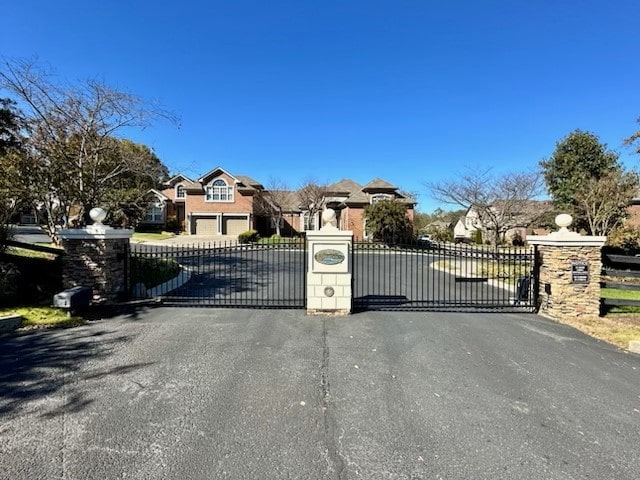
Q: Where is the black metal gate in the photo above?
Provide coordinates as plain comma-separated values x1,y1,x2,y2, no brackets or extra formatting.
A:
352,240,537,312
129,239,307,308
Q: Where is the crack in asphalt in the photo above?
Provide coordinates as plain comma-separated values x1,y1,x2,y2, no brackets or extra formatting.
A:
321,318,346,479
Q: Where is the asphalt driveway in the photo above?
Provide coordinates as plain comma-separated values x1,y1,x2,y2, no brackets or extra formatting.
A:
1,308,639,479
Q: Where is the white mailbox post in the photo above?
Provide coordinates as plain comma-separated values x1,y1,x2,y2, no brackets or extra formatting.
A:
306,209,353,315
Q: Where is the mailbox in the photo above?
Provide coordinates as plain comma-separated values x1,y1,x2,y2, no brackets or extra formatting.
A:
53,286,92,310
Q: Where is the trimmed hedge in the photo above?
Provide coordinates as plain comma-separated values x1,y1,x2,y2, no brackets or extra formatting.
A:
238,230,259,244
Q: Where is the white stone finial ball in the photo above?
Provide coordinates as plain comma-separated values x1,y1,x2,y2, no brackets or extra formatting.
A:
322,208,336,224
89,207,107,224
555,213,573,229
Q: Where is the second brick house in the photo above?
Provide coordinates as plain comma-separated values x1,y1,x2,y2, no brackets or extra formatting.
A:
144,166,416,239
145,167,264,235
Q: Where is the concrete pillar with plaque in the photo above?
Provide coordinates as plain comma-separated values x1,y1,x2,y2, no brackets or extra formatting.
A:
306,209,353,315
527,214,606,319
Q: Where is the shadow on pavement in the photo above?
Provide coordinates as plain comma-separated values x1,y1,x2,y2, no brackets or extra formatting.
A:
0,318,152,417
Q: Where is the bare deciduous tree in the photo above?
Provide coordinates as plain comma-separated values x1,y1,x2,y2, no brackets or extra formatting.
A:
574,170,639,235
253,177,292,236
425,168,544,244
297,177,328,231
0,58,176,243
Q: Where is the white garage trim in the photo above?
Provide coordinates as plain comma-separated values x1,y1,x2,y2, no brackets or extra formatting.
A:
194,217,218,235
222,216,249,235
188,212,251,236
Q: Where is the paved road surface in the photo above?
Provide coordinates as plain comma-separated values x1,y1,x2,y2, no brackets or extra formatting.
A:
1,308,639,479
10,225,52,244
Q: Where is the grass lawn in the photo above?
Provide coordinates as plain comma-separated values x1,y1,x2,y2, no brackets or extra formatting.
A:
130,257,181,288
0,307,84,329
132,231,175,242
433,259,530,286
257,236,304,246
5,246,58,259
601,288,640,300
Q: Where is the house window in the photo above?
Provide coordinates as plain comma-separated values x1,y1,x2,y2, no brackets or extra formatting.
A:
176,185,185,199
371,194,391,204
205,179,233,202
144,201,164,223
303,211,316,231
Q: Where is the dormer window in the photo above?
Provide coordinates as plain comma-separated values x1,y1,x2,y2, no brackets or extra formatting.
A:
370,193,392,204
205,179,233,202
176,185,186,200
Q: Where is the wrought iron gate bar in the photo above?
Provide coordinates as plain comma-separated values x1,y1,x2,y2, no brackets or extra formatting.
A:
129,238,307,308
352,240,536,312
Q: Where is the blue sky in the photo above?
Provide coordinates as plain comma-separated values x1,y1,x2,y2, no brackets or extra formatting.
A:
2,1,640,212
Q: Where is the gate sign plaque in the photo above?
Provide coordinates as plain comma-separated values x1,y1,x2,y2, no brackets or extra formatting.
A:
571,260,589,284
315,249,345,266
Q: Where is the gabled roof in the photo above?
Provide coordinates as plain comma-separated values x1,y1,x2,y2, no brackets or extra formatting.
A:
236,175,264,190
164,174,196,187
195,167,264,195
362,178,397,192
396,196,417,206
344,190,370,205
148,189,170,201
327,179,362,195
198,166,238,184
268,190,303,212
428,220,452,229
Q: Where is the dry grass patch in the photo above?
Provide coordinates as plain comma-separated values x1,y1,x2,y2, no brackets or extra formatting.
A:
556,314,640,351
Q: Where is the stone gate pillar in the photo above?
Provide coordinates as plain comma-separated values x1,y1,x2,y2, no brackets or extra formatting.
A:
59,208,133,304
527,214,606,319
306,209,353,315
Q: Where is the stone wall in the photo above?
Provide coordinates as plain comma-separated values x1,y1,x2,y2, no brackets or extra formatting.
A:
537,245,602,318
61,237,129,304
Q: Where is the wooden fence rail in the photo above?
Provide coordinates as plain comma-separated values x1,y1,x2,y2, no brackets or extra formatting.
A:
601,250,640,310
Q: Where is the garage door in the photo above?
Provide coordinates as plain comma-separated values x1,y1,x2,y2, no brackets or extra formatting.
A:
223,216,248,235
195,217,218,235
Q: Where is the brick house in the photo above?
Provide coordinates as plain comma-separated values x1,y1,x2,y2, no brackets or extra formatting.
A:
143,168,415,239
453,201,553,244
627,197,640,227
143,167,264,235
328,178,415,239
265,178,415,240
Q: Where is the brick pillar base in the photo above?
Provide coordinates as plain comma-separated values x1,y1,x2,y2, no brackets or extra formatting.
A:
60,225,133,304
528,227,606,320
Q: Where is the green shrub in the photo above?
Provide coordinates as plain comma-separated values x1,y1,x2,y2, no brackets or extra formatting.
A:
0,223,14,253
130,257,180,289
511,231,525,246
258,234,282,244
473,229,483,245
135,224,165,233
0,261,21,305
607,224,640,252
238,230,259,244
0,253,62,307
165,215,180,232
430,228,452,243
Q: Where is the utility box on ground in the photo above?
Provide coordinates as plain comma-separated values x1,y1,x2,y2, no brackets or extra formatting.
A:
53,286,92,311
